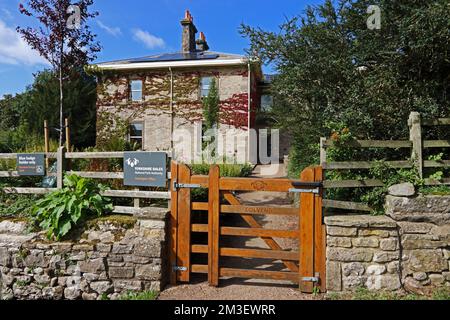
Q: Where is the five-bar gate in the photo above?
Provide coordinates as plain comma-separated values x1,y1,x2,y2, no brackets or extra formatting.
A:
169,161,326,293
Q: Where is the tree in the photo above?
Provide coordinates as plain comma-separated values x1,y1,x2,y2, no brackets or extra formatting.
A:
202,78,220,159
0,69,97,150
17,0,100,146
24,69,97,148
202,78,220,130
240,0,450,175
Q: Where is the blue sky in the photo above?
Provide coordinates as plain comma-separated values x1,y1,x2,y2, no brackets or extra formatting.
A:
0,0,322,97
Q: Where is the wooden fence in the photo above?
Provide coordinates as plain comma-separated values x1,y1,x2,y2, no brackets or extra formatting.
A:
320,112,450,212
0,147,172,214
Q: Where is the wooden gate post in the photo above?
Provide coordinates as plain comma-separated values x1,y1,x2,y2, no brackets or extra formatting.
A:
169,161,179,284
208,165,220,287
299,166,326,293
313,166,326,292
299,167,315,293
176,163,192,282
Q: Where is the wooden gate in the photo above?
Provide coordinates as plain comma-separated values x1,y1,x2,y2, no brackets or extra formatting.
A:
169,162,326,293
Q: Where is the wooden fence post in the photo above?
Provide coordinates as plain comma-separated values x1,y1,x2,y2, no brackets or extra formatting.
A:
299,166,315,293
320,137,327,166
408,112,423,178
169,161,179,285
208,165,220,287
56,146,66,189
176,164,192,282
65,118,71,151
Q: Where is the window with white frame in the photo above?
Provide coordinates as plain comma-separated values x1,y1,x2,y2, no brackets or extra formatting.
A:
129,79,143,102
129,122,143,148
200,76,214,98
261,94,274,111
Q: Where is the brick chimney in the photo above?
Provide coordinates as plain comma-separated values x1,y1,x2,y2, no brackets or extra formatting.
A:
196,32,209,52
181,10,197,52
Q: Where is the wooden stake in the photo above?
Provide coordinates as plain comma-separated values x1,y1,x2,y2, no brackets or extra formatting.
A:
65,118,71,151
44,120,50,170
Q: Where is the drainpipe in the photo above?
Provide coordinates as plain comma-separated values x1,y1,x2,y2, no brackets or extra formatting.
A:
247,62,252,163
169,67,174,153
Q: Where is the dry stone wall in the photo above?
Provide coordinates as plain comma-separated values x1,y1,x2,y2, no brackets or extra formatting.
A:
0,209,168,300
326,191,450,293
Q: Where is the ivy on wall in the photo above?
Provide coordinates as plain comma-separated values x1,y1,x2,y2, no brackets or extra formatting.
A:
95,68,252,149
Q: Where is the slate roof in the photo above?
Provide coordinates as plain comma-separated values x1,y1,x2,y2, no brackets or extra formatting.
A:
97,51,246,66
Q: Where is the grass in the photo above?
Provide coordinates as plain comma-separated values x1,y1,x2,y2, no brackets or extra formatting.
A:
119,290,159,300
419,185,450,196
326,287,450,300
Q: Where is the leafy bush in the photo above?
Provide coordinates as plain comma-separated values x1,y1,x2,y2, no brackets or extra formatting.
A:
190,162,253,177
0,189,40,218
189,162,254,201
324,125,423,214
32,174,113,240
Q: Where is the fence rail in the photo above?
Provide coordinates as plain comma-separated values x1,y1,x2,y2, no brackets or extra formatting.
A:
320,112,450,213
0,148,173,214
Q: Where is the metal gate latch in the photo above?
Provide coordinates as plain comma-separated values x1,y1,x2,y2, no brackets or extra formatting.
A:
289,181,322,194
173,180,201,190
173,266,188,271
302,272,320,283
302,276,319,283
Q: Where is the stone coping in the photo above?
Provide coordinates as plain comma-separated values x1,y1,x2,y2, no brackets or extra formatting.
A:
133,207,169,220
324,215,397,228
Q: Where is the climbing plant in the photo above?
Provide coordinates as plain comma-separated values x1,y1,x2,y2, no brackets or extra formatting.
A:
202,78,219,130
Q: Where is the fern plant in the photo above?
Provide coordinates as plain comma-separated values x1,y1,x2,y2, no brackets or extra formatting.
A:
32,174,113,240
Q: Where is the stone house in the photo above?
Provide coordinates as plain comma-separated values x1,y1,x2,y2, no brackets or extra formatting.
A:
94,11,276,163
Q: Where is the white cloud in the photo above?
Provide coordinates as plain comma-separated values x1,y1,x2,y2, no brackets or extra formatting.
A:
132,29,165,49
97,20,122,37
0,19,49,66
1,8,14,21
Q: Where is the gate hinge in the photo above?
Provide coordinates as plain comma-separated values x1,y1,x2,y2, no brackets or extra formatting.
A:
302,273,320,283
173,180,201,190
173,266,188,272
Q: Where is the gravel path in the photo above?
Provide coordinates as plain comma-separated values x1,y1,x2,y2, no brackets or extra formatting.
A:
158,164,323,300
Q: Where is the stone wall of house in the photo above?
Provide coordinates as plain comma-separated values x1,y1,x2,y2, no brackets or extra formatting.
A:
325,189,450,293
0,209,168,300
96,66,254,162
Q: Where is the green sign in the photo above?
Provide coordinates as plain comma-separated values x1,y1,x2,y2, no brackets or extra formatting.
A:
17,153,45,176
123,152,167,187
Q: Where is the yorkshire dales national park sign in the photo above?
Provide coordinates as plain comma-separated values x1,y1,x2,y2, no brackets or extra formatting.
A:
123,152,167,187
17,153,45,176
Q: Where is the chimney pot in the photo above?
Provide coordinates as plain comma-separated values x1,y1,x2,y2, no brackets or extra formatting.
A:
196,32,209,51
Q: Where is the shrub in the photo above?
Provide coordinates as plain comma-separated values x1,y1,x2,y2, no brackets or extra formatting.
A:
32,174,113,240
190,162,253,177
0,191,40,218
120,290,158,300
189,162,254,201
